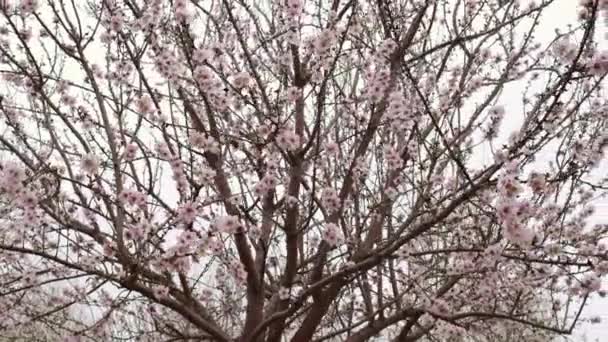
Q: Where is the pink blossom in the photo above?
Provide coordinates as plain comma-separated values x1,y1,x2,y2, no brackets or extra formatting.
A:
322,223,343,247
19,0,38,15
287,87,301,102
136,96,155,115
193,48,214,64
285,0,304,18
123,143,138,161
276,129,301,151
213,215,241,234
155,143,174,160
323,141,339,155
528,172,547,194
81,153,101,175
231,72,252,89
321,187,340,214
254,173,278,197
177,201,199,224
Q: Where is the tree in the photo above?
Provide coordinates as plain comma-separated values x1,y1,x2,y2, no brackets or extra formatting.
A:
0,0,607,340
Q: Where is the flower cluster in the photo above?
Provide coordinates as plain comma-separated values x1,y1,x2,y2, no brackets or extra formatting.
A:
577,273,602,294
213,215,241,234
495,163,538,247
16,189,37,210
427,298,451,316
191,65,234,111
81,153,101,176
136,95,155,116
105,9,125,34
254,173,278,197
0,162,26,198
321,187,340,214
586,50,608,76
276,128,301,151
152,286,169,300
194,165,216,186
377,39,397,59
176,201,199,224
578,0,608,21
19,0,39,15
496,162,522,198
323,141,339,156
231,72,252,89
312,29,338,57
203,236,224,255
193,65,217,89
155,143,189,193
118,189,147,211
528,172,547,194
227,259,247,285
155,142,173,160
192,47,214,65
386,90,417,132
152,47,183,83
168,158,188,194
385,146,403,170
173,0,192,23
498,202,536,246
352,157,369,179
287,87,301,102
322,223,344,247
153,246,192,273
123,143,138,161
552,38,579,63
134,0,162,32
125,220,152,241
363,68,391,103
484,105,505,139
189,132,221,155
284,0,304,19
